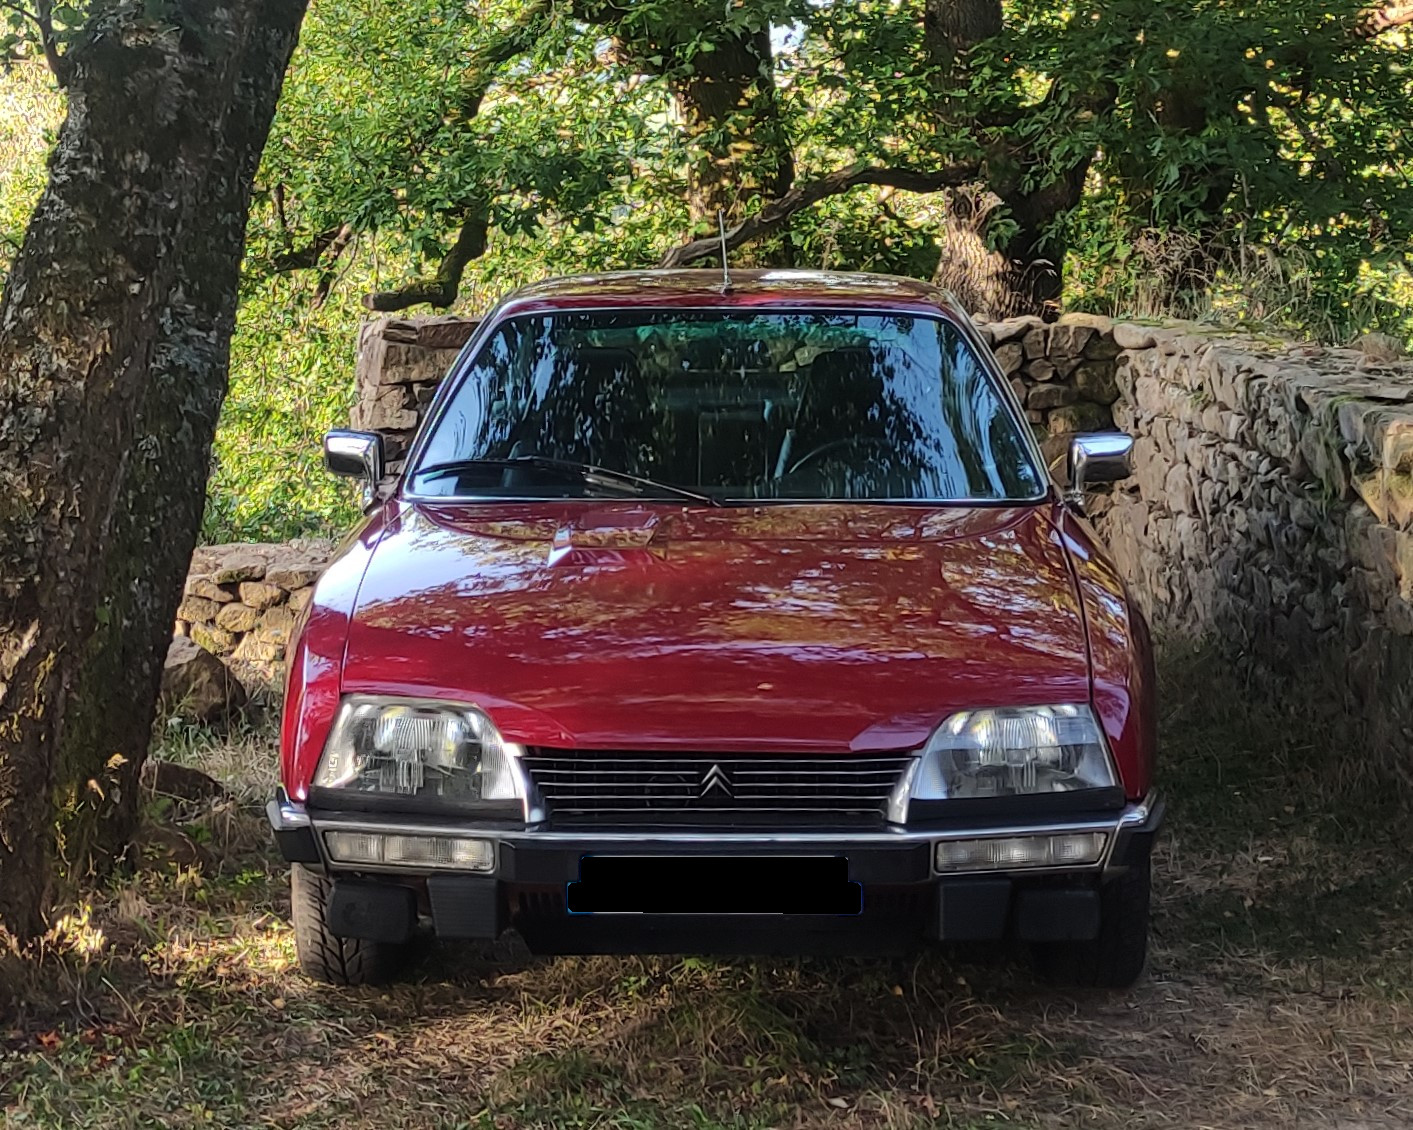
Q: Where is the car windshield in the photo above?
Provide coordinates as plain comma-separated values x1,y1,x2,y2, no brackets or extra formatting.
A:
408,309,1045,503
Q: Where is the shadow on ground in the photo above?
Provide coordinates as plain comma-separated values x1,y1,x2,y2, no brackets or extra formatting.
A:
3,649,1411,1128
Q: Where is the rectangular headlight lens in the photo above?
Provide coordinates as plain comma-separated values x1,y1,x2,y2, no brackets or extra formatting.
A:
935,832,1107,872
312,697,527,812
913,705,1118,800
324,830,494,871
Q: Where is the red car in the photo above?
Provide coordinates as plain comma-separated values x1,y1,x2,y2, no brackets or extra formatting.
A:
268,269,1161,988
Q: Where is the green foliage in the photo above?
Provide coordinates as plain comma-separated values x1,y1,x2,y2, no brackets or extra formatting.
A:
1063,221,1413,345
1050,0,1413,342
2,0,1411,541
253,0,681,290
0,60,61,273
254,0,1413,323
0,0,80,72
202,271,363,542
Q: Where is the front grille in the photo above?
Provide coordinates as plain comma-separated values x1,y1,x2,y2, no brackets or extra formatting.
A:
522,751,915,826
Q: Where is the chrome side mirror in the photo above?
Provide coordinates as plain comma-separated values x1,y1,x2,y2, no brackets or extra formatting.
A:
1066,432,1133,509
324,429,385,505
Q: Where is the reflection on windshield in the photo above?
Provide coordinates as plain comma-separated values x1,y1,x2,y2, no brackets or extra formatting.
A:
410,311,1044,503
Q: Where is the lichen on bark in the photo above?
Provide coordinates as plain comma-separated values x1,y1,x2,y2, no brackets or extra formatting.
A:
0,0,308,942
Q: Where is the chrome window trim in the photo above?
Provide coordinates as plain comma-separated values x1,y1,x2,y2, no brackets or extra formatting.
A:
396,304,1053,508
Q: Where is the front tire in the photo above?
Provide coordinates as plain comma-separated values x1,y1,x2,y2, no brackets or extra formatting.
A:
290,865,411,986
1032,848,1151,989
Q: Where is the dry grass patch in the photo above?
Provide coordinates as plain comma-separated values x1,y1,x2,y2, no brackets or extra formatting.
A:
4,649,1413,1128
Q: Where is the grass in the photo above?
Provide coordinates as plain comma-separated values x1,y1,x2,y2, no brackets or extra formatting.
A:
1155,649,1413,996
4,647,1413,1128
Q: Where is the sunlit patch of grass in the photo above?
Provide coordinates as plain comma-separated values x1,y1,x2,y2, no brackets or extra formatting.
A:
42,906,109,961
6,653,1413,1128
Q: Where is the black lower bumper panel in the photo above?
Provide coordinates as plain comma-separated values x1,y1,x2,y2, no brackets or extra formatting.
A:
307,798,1162,953
324,876,1107,951
567,854,861,915
327,880,417,944
427,874,502,939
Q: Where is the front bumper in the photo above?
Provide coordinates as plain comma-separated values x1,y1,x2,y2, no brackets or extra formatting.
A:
269,790,1163,953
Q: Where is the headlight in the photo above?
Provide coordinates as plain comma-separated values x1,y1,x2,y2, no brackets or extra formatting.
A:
910,704,1117,800
312,696,530,814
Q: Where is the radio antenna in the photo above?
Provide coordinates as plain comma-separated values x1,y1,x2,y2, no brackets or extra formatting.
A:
717,209,733,293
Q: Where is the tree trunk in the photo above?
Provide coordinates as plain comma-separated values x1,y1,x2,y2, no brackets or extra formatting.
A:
578,2,796,264
922,0,1101,318
0,0,307,941
932,188,1065,319
923,0,1052,316
75,0,310,872
667,23,795,239
924,0,1001,70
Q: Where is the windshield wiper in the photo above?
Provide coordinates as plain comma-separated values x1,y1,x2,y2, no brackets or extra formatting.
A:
412,456,723,508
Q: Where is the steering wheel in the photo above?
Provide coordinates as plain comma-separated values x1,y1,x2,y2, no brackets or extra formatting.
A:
785,435,898,477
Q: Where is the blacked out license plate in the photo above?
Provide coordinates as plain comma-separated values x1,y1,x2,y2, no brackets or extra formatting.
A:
566,855,861,915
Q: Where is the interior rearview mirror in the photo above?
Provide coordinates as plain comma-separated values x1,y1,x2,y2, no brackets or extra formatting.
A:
1066,432,1133,510
324,430,385,504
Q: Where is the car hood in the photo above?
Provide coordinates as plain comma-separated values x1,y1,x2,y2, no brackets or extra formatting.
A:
341,500,1089,753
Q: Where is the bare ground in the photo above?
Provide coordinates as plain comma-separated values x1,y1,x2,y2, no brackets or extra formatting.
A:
3,656,1412,1129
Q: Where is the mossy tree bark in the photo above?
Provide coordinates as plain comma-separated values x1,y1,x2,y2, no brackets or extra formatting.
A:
0,0,307,942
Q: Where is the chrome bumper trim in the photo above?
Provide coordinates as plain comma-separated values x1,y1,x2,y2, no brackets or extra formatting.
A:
1117,789,1160,831
269,790,1161,878
268,794,311,830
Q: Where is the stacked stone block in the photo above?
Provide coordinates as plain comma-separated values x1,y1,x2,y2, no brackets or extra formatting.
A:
1096,324,1413,777
351,315,480,471
971,312,1124,444
176,541,334,681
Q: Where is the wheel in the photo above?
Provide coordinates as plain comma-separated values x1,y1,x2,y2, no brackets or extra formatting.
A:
290,865,411,986
1032,847,1151,989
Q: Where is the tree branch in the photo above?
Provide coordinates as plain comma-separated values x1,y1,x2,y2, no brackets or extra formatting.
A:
659,162,981,268
276,4,549,308
270,222,353,271
363,210,489,311
272,182,289,232
35,0,66,84
1,0,69,84
1356,3,1413,37
451,0,552,122
311,224,356,307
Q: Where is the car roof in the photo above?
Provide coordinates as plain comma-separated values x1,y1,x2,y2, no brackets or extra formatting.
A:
496,269,970,320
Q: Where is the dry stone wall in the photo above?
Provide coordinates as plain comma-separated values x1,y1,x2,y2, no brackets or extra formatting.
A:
1096,325,1413,776
189,312,1413,775
176,540,334,681
352,315,479,471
